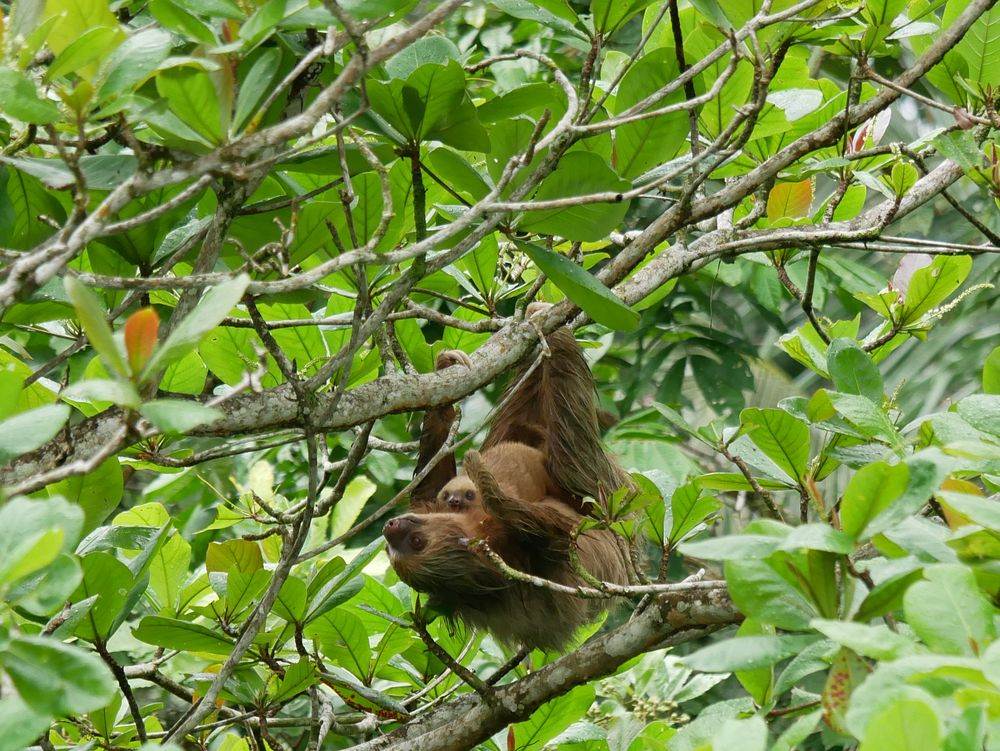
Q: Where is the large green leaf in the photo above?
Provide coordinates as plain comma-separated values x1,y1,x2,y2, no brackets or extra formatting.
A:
612,48,688,178
513,684,595,750
903,564,996,655
827,338,883,403
516,241,638,330
859,696,941,751
899,254,972,324
71,552,133,642
2,636,115,715
143,274,250,378
0,497,83,588
518,152,632,241
64,277,128,378
739,408,811,482
133,615,235,656
368,61,467,143
155,65,226,145
52,457,123,534
840,461,908,538
0,403,71,463
684,635,819,672
0,68,60,124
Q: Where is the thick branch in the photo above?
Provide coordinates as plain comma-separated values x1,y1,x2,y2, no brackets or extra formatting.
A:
350,586,738,751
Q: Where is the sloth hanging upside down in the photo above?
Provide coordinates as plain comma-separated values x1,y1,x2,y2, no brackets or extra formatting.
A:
382,306,634,651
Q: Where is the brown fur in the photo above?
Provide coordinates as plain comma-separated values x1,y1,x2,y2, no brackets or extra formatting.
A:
383,311,632,650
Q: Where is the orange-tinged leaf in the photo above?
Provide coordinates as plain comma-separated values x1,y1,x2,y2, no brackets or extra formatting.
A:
937,478,984,528
124,308,160,378
767,179,814,221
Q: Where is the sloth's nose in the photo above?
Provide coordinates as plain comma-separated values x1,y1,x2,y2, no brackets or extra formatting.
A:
383,516,416,548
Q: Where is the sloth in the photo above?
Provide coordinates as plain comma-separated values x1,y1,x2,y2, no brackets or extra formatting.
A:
383,306,633,651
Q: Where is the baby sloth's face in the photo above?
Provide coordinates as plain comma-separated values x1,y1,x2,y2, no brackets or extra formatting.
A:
435,476,482,512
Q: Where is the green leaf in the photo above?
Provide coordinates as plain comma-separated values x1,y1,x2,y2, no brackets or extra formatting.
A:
955,394,1000,437
148,534,191,615
224,567,270,619
840,462,909,538
518,152,632,241
2,635,115,715
206,539,263,574
854,568,923,622
0,695,51,751
0,403,70,463
0,497,83,588
306,610,371,680
684,635,819,672
680,533,784,560
368,61,467,143
951,5,1000,87
900,254,972,323
384,35,461,80
734,619,773,706
825,391,902,448
827,338,883,403
771,709,822,751
52,457,123,534
143,274,250,378
273,576,308,622
903,564,996,655
668,484,721,546
591,0,658,34
140,398,223,433
864,456,947,536
71,552,133,642
233,47,282,132
781,524,855,554
725,557,817,631
739,408,811,482
938,490,1000,528
271,658,316,704
133,615,235,656
61,378,140,408
712,716,767,751
984,346,1000,394
516,241,638,330
329,476,377,539
7,553,82,617
613,48,688,178
98,27,173,101
695,473,791,492
0,67,61,124
46,26,121,82
64,277,128,377
859,696,941,751
155,65,225,145
811,619,915,660
513,684,595,750
306,539,381,622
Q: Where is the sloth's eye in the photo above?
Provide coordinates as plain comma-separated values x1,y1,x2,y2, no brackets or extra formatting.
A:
464,490,474,501
410,534,425,551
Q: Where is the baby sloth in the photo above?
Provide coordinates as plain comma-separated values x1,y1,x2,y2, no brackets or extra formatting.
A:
383,309,633,651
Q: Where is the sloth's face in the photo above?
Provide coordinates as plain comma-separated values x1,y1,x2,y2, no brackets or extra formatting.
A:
435,476,482,512
382,512,505,594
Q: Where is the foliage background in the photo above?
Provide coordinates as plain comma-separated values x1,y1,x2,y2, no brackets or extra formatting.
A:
2,0,1000,749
